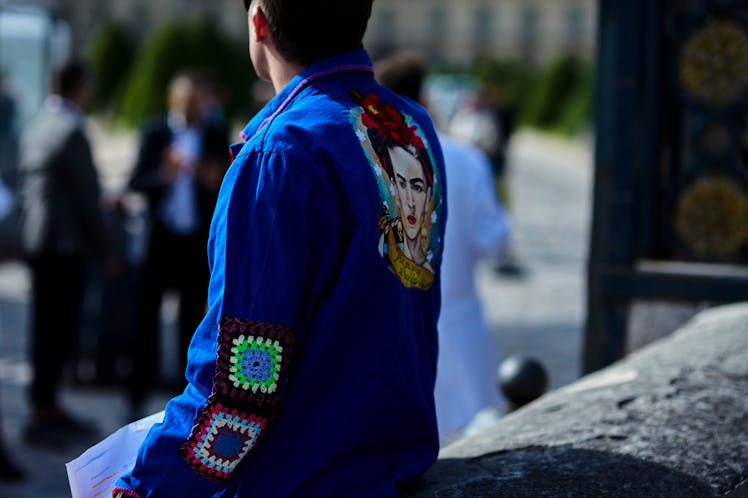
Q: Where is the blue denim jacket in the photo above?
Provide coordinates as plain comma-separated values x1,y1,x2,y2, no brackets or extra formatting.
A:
115,48,446,498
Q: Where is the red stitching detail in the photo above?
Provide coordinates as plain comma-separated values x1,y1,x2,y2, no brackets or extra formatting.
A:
111,486,142,498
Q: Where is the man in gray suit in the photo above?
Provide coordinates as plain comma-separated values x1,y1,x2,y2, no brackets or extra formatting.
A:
18,59,113,448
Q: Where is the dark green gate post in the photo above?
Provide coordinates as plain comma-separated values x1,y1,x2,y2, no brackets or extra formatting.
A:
585,0,748,374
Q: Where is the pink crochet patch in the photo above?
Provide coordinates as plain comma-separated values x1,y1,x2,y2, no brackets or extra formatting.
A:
180,401,267,482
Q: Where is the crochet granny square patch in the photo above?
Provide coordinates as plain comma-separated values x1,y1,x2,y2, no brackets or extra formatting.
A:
180,401,267,482
181,317,295,482
214,317,294,407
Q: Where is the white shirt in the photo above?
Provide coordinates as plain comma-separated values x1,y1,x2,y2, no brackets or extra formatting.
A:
439,132,509,303
435,132,510,438
158,112,200,234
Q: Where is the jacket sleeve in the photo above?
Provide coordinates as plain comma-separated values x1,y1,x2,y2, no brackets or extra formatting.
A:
127,122,171,202
113,146,325,496
63,129,111,256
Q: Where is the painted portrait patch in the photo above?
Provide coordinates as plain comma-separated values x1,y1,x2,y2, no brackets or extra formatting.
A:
349,90,444,290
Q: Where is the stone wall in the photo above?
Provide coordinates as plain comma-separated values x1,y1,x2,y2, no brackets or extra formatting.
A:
404,303,748,497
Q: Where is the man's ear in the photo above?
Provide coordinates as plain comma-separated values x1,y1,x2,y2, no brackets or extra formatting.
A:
251,4,269,42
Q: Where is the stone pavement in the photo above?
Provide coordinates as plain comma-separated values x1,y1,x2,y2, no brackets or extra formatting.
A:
0,124,593,497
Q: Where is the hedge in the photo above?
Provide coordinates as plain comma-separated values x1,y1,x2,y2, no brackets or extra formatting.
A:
86,20,136,112
116,17,254,127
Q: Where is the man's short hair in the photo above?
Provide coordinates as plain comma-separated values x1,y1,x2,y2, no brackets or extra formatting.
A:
246,0,374,66
53,59,90,99
374,50,427,102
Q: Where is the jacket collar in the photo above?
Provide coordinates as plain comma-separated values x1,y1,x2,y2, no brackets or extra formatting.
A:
240,48,374,142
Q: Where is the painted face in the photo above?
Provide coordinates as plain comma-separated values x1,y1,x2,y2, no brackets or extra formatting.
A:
390,146,430,243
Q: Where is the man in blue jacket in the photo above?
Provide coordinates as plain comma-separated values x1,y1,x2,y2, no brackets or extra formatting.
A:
114,0,446,496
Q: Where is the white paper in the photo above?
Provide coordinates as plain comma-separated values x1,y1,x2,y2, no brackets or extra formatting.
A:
66,411,165,498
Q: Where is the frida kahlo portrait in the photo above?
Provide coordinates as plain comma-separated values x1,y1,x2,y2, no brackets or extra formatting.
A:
349,90,443,290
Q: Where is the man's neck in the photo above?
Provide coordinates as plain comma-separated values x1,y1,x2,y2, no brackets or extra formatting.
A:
267,58,306,93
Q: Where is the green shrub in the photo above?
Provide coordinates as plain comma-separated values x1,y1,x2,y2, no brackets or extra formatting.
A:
472,56,533,111
117,17,254,127
443,54,594,138
86,20,136,111
554,59,594,136
520,54,586,130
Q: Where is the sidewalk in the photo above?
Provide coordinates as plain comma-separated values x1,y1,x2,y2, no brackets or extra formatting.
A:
0,263,173,498
0,126,593,497
479,129,593,391
0,119,169,497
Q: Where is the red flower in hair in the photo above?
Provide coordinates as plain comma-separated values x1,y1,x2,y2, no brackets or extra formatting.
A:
357,92,425,150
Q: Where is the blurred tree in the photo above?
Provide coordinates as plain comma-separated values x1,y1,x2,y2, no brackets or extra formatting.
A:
520,53,586,130
555,59,594,136
118,17,254,127
472,56,532,112
468,54,593,137
86,20,136,113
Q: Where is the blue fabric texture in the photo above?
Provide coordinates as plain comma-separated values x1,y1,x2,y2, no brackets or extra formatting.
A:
115,49,447,498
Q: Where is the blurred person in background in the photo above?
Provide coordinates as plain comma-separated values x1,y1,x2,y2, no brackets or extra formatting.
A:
0,69,24,480
448,81,523,277
112,0,446,495
0,145,24,480
376,50,511,444
449,83,515,192
0,70,21,261
125,70,230,420
17,59,115,448
0,287,24,482
0,70,18,187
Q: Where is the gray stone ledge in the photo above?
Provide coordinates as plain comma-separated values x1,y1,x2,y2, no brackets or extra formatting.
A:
404,303,748,497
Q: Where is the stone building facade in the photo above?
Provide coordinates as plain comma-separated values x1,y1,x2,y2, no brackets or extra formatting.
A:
366,0,598,65
8,0,597,66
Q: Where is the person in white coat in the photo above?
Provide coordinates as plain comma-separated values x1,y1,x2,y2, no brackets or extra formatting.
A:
376,50,511,442
436,132,510,439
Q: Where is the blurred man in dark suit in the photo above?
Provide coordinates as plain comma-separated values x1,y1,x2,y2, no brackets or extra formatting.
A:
125,71,230,419
18,59,114,448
